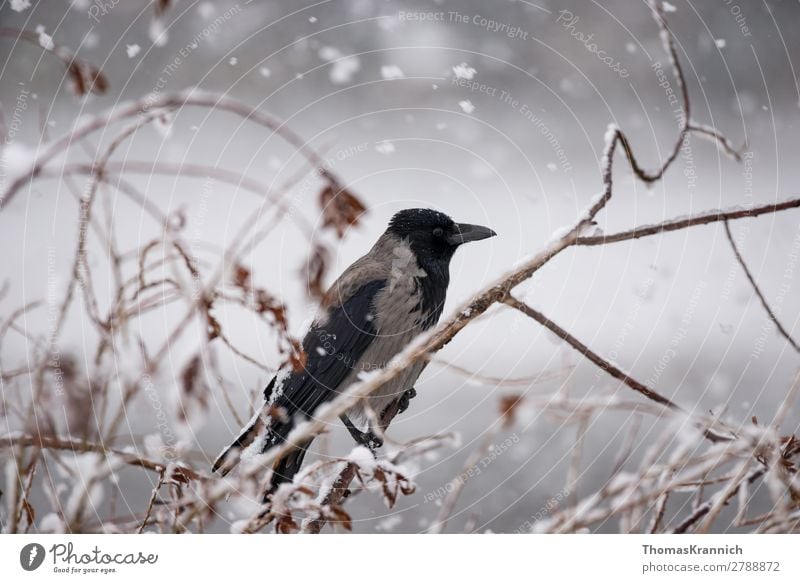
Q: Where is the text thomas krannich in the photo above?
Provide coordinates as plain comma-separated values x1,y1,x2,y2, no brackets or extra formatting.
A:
642,545,743,555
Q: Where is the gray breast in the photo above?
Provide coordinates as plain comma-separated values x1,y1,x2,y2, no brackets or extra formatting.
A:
343,239,432,422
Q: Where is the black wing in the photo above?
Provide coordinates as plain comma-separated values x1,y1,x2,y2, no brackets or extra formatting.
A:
212,279,386,475
272,279,386,424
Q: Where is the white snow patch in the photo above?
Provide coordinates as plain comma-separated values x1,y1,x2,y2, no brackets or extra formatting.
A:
319,47,360,84
375,140,395,154
149,19,168,47
377,515,403,532
381,65,405,79
0,142,36,186
126,44,141,58
330,56,360,84
11,0,32,13
39,513,66,533
35,25,54,50
452,62,476,80
198,2,215,18
347,445,377,472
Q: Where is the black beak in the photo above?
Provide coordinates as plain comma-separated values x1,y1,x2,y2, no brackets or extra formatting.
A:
447,223,497,246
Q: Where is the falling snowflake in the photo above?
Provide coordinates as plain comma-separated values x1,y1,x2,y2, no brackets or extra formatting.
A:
662,1,677,12
375,140,395,154
458,100,475,114
35,26,54,51
126,44,141,58
330,56,360,84
715,38,726,48
452,62,476,80
229,56,238,66
381,65,405,79
259,66,271,78
319,46,361,84
11,0,32,12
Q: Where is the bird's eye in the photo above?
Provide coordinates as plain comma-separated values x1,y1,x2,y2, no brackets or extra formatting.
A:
433,227,444,237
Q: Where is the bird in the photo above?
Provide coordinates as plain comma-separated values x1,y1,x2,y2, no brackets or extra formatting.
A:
212,208,496,500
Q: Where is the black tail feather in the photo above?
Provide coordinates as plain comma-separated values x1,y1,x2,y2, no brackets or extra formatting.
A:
264,440,312,502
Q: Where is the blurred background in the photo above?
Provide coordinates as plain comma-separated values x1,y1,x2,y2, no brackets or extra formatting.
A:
1,0,799,533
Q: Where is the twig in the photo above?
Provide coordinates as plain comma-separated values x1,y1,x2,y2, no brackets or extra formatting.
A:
723,220,800,353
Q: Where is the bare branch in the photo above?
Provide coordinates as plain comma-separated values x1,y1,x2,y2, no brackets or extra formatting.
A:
723,220,800,354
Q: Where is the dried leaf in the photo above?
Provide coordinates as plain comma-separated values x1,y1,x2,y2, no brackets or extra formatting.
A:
232,264,251,289
66,59,108,96
499,393,524,429
0,28,109,96
319,182,366,238
21,499,35,524
328,505,352,531
154,0,173,17
305,244,329,301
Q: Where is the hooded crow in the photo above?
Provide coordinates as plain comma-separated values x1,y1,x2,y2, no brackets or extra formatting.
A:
212,208,495,499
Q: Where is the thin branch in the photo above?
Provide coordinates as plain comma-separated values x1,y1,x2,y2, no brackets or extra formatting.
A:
576,198,800,247
1,434,201,481
723,220,800,353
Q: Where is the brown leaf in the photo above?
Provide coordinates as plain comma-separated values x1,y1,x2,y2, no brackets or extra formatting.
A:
154,0,173,17
319,182,366,238
2,28,109,96
21,499,35,524
179,354,208,421
168,466,198,484
499,393,524,429
232,264,251,289
329,505,352,531
276,513,299,534
67,59,108,96
305,244,329,301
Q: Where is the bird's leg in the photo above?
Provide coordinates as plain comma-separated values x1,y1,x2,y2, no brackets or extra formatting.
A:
340,414,384,450
396,387,417,415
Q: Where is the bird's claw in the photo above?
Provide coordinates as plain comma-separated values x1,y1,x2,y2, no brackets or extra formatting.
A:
397,387,417,414
340,414,383,451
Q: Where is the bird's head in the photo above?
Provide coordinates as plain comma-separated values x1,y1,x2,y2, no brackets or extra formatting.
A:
386,208,496,267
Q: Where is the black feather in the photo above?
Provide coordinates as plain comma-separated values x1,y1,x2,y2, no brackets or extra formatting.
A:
259,279,386,493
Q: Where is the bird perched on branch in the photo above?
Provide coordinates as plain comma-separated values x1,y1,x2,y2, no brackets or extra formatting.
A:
212,208,495,500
